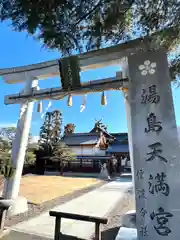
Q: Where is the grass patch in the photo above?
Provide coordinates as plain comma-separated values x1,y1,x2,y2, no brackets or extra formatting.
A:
19,175,101,205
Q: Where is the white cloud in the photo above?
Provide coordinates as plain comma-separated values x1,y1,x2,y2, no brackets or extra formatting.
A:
0,122,17,128
30,136,39,143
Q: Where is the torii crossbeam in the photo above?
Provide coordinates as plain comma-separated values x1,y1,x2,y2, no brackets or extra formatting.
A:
0,38,134,217
1,37,142,217
0,36,149,84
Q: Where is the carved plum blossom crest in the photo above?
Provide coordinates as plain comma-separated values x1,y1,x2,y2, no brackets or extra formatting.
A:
139,60,156,76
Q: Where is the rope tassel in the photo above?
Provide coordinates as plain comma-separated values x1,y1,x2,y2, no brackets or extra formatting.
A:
67,95,73,107
101,92,107,106
37,100,43,113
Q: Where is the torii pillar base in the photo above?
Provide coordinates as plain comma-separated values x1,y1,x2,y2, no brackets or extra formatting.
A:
4,197,28,217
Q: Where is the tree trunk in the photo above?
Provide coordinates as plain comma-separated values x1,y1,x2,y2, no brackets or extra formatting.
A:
60,161,63,176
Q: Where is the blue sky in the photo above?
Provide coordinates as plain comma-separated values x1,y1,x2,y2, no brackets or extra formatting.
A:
0,21,180,136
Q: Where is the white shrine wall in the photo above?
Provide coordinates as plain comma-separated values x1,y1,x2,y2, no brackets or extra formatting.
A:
69,146,106,156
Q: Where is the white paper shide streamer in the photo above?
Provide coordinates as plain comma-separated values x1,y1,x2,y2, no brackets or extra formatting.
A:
35,85,52,118
41,101,52,118
80,95,87,112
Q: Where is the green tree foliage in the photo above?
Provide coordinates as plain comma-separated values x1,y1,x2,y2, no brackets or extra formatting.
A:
37,110,75,173
0,136,11,166
64,123,76,135
0,139,15,188
0,127,16,144
52,142,75,162
25,149,36,165
38,110,63,153
0,127,35,166
38,110,63,155
0,0,179,80
0,158,15,180
0,137,11,151
39,112,53,145
0,127,33,146
51,142,75,175
51,110,63,145
39,110,62,144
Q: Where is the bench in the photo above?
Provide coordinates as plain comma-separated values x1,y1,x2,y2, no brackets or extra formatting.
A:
49,211,108,240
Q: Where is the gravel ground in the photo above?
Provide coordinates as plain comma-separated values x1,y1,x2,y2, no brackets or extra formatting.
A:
5,181,106,227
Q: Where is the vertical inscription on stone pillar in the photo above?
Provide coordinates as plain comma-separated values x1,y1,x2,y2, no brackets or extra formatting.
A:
128,50,180,239
141,71,173,237
145,113,162,134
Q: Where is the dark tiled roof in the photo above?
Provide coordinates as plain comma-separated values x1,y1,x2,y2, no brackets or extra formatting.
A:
76,156,113,160
107,144,129,153
64,132,100,137
63,133,100,145
63,132,128,149
90,126,114,138
107,133,129,153
110,133,128,141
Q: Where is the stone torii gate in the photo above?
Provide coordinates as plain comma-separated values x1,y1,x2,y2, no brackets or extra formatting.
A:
1,36,180,240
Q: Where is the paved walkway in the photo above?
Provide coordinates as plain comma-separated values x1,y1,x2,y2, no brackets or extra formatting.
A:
2,231,51,240
8,178,132,240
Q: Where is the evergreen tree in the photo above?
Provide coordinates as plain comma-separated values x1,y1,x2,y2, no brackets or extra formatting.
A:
51,142,75,175
51,110,63,144
52,142,75,162
39,110,63,145
0,1,179,81
0,0,180,79
37,110,75,174
38,110,63,155
39,112,53,145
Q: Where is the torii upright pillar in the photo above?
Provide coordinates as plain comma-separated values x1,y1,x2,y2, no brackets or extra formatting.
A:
3,76,38,216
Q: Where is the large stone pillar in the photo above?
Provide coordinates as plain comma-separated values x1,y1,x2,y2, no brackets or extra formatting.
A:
4,77,38,215
127,49,180,239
